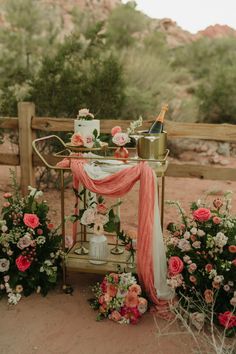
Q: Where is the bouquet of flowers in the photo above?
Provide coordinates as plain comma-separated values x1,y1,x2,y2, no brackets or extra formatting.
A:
0,173,63,304
166,193,236,335
90,272,147,324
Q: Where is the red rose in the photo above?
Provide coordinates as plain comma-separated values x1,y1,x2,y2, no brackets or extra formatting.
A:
168,256,184,276
193,208,211,222
16,255,31,272
23,213,40,229
218,311,236,329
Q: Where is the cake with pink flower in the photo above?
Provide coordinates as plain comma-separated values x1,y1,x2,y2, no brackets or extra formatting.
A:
71,108,100,148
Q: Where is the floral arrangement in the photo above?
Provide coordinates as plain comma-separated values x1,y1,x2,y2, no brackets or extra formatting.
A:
72,191,120,236
166,193,236,336
0,173,63,304
76,108,94,121
90,272,147,324
111,116,143,147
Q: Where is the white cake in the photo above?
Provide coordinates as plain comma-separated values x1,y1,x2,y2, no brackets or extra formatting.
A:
74,119,100,137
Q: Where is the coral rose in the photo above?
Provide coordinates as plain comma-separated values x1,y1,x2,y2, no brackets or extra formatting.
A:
111,126,122,137
125,292,139,308
15,255,31,272
23,214,40,229
193,208,211,222
110,310,122,322
204,289,214,304
71,133,84,146
106,283,117,297
168,256,184,276
218,311,236,329
229,245,236,253
129,284,141,295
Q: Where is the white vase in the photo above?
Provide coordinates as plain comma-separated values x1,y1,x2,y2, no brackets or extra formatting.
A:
89,234,108,265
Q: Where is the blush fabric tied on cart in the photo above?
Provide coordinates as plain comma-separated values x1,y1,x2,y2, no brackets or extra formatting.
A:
57,156,174,319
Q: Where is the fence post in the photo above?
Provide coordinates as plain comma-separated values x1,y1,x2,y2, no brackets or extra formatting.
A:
18,102,35,195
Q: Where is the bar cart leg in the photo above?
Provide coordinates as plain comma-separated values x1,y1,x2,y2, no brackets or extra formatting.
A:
161,175,165,230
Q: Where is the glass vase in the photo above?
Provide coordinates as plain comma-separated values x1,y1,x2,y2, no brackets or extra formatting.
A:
89,234,108,265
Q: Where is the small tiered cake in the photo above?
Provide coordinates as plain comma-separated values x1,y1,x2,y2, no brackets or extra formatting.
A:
74,108,100,136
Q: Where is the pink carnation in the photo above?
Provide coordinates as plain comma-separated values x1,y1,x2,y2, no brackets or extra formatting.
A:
193,208,211,222
111,126,122,137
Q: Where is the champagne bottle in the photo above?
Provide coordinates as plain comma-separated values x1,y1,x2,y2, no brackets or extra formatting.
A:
148,104,168,133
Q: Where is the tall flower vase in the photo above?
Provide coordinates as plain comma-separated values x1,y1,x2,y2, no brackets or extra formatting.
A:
89,234,108,265
114,146,129,161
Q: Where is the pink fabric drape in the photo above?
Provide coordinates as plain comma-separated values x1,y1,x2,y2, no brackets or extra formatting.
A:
58,157,172,318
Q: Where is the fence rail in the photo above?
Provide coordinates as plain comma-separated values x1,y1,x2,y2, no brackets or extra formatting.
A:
0,102,236,194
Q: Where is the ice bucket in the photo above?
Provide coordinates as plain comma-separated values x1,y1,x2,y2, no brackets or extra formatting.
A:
137,131,167,159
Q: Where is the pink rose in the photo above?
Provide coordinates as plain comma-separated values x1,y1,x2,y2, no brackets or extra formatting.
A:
112,132,130,147
96,203,108,215
229,245,236,253
205,264,213,272
37,229,43,235
3,192,12,199
218,311,236,329
71,133,84,146
83,134,94,148
189,275,197,284
111,126,122,137
212,216,221,225
3,202,10,208
168,256,184,276
15,255,31,272
193,208,211,222
23,213,40,229
188,263,197,273
204,289,214,304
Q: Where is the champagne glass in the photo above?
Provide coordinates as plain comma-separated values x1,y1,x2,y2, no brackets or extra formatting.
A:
129,134,143,159
144,136,160,160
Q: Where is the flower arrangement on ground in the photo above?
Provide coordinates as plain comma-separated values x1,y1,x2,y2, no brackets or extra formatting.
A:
166,193,236,336
0,172,63,304
90,272,147,324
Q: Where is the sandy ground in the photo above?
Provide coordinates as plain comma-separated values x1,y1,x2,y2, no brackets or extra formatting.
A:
0,161,236,354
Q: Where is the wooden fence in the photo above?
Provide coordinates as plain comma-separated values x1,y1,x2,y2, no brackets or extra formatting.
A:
0,102,236,195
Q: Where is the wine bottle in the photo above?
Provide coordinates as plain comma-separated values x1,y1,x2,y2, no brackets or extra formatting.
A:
148,104,168,133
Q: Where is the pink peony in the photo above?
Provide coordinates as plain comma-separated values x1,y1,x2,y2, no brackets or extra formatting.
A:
96,203,108,215
15,255,31,272
111,126,122,137
23,213,40,229
193,208,211,222
71,133,84,146
110,310,122,322
218,311,236,329
125,292,139,308
168,256,184,276
212,216,221,225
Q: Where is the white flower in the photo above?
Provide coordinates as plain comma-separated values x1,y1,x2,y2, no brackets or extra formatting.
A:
168,237,179,246
190,227,197,235
209,269,217,279
17,234,32,249
112,132,130,147
228,281,234,287
178,239,191,252
80,208,96,225
77,108,94,119
28,186,43,199
213,232,228,248
167,274,183,289
223,285,230,292
1,225,8,232
214,275,224,284
37,236,46,245
197,229,205,237
8,292,21,305
183,255,191,263
192,241,201,249
50,252,55,258
44,260,52,266
0,258,10,272
183,231,190,240
190,312,205,331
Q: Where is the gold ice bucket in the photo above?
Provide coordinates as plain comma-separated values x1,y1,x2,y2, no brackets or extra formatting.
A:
137,131,167,159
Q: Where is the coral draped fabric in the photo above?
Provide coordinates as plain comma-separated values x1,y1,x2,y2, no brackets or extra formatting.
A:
58,157,172,318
